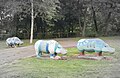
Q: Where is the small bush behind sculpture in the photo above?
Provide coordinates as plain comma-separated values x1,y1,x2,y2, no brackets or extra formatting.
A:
6,37,23,48
77,38,115,56
34,40,67,59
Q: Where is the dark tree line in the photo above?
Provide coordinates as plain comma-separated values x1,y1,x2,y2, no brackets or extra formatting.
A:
0,0,120,40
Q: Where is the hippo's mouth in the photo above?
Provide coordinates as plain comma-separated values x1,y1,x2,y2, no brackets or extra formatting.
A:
102,47,115,53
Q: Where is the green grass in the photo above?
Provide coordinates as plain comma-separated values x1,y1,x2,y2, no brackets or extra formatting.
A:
10,58,108,78
66,48,78,57
1,47,113,78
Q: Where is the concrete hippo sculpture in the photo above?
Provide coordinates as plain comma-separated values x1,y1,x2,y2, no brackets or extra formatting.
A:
34,40,67,58
77,38,115,56
6,37,23,47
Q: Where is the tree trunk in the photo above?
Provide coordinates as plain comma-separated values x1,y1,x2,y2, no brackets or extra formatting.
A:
71,25,73,33
77,0,83,36
78,16,83,36
43,20,46,38
104,12,111,36
82,8,87,37
82,17,86,37
30,0,34,44
91,0,98,35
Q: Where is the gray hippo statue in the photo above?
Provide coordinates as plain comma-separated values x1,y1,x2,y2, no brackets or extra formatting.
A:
6,37,23,47
34,40,67,59
77,38,115,56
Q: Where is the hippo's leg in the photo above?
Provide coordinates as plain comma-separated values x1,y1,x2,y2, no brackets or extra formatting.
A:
37,51,42,58
11,44,14,48
79,50,85,56
54,52,57,56
10,44,12,47
99,52,102,56
9,43,13,48
50,54,55,59
17,44,20,47
95,51,102,56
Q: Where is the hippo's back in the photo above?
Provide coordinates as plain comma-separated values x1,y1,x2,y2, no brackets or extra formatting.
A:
6,38,14,44
34,40,57,53
77,38,106,51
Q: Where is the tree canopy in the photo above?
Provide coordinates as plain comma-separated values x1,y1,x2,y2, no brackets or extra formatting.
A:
0,0,120,40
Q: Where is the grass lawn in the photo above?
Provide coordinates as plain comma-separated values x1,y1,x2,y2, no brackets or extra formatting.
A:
0,48,115,78
1,51,111,78
6,57,109,78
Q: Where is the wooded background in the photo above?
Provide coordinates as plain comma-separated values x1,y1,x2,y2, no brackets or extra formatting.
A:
0,0,120,40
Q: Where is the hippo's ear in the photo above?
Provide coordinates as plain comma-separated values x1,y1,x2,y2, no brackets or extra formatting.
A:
58,44,62,48
104,43,109,47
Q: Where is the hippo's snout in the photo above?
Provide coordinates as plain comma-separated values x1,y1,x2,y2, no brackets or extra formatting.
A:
102,47,115,53
109,48,115,53
61,49,67,55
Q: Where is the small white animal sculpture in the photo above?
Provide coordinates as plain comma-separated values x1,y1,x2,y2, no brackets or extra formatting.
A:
6,37,23,47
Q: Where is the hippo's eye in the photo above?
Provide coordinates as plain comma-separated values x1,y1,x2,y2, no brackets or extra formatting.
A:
58,47,60,48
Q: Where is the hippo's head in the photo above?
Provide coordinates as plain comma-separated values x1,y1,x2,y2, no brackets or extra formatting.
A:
55,44,67,55
102,43,115,53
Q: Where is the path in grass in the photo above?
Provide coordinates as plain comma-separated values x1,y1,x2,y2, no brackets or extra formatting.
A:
0,46,35,65
0,38,77,65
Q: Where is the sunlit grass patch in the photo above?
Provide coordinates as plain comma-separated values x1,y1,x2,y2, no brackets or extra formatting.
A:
5,57,109,78
64,48,78,57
